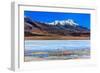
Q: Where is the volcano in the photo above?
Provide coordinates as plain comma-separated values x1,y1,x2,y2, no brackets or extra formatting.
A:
24,17,90,40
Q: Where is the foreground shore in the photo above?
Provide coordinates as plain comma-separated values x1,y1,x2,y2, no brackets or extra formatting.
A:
24,48,90,62
25,36,90,40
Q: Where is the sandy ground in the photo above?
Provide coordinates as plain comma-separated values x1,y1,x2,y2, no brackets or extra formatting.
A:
25,36,90,40
24,55,90,62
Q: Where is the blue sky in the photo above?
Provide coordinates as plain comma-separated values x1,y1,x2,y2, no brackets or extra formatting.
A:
24,11,90,29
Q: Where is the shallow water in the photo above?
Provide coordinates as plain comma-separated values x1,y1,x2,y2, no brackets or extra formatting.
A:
24,40,90,61
24,40,90,51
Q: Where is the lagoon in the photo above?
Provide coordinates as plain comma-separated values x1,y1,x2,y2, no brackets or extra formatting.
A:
24,40,90,61
25,40,90,51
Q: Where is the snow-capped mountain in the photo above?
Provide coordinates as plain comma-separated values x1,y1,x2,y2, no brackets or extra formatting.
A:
48,19,79,26
24,17,90,37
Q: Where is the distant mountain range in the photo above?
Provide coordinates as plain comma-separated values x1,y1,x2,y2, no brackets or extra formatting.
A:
24,17,90,37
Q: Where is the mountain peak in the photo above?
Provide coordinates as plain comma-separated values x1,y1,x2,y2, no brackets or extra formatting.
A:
48,19,79,26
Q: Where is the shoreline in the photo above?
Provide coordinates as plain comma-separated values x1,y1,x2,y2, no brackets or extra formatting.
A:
24,36,90,40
